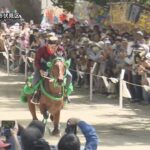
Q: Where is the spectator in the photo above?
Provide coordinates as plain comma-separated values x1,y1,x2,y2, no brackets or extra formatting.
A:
0,121,22,150
20,120,48,150
12,119,99,150
58,118,99,150
29,29,39,48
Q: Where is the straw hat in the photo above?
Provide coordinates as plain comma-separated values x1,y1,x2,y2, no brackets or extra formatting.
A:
47,32,58,41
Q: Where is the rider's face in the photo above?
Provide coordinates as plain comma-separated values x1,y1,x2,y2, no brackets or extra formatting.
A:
47,44,58,53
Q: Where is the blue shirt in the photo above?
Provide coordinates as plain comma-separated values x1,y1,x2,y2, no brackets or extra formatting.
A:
78,121,99,150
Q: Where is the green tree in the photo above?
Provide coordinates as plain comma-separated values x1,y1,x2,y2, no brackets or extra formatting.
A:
139,0,150,5
51,0,150,9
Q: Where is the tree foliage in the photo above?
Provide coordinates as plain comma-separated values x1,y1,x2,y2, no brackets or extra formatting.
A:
139,0,150,5
51,0,150,12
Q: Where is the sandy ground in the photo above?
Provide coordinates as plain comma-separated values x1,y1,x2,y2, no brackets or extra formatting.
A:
0,70,150,150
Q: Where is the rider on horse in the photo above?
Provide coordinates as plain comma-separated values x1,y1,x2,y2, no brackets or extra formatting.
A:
30,32,72,104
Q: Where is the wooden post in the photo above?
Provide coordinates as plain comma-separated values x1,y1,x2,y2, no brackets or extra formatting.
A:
89,62,97,101
4,42,9,76
119,69,125,109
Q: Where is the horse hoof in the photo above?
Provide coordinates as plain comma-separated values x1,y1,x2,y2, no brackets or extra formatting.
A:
33,118,38,120
52,129,60,136
43,111,49,119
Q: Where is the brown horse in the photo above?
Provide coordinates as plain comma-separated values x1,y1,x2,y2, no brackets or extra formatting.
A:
27,57,67,135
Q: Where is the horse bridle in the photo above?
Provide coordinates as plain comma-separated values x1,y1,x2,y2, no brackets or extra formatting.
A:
46,57,70,86
40,57,70,101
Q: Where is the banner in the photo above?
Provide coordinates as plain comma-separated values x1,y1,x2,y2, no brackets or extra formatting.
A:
128,4,141,22
41,6,64,25
136,10,150,33
41,0,53,14
74,1,90,20
74,1,110,26
109,3,129,24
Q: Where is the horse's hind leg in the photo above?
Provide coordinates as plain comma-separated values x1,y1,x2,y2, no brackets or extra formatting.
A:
50,115,53,121
28,98,38,120
51,111,60,135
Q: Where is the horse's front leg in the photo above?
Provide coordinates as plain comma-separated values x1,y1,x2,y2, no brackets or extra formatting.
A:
51,111,60,135
27,96,38,120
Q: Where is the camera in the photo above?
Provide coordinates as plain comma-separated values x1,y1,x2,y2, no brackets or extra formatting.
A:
1,120,15,137
65,121,77,134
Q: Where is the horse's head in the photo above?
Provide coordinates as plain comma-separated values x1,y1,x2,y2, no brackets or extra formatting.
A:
47,57,70,86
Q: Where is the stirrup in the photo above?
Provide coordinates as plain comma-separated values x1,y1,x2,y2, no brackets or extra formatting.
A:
31,98,40,105
31,92,40,105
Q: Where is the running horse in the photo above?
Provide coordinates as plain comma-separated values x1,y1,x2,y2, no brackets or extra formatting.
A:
27,57,69,135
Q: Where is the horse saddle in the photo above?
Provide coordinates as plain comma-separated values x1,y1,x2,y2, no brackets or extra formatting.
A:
20,76,42,103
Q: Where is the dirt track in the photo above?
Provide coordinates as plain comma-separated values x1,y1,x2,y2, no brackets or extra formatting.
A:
0,70,150,150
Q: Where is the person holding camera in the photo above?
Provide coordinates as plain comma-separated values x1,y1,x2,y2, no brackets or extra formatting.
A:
0,121,22,150
21,118,99,150
58,118,99,150
1,118,99,150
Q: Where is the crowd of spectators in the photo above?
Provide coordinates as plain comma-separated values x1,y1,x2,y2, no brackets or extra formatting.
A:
0,5,150,150
0,118,99,150
0,9,150,105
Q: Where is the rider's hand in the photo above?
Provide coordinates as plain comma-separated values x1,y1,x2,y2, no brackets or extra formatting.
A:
40,70,47,77
67,118,80,125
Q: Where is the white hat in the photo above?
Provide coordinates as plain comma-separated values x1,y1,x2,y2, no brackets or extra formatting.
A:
92,46,100,52
104,39,111,44
14,23,19,26
80,37,89,44
47,32,56,36
95,41,105,49
139,44,149,52
88,40,94,45
136,31,144,36
48,35,58,41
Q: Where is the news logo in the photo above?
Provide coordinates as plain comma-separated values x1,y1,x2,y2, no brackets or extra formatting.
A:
0,13,21,20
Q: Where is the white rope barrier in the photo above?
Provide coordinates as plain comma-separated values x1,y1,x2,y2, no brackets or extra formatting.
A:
70,68,147,88
15,46,28,79
1,44,36,79
69,67,147,108
15,46,35,79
